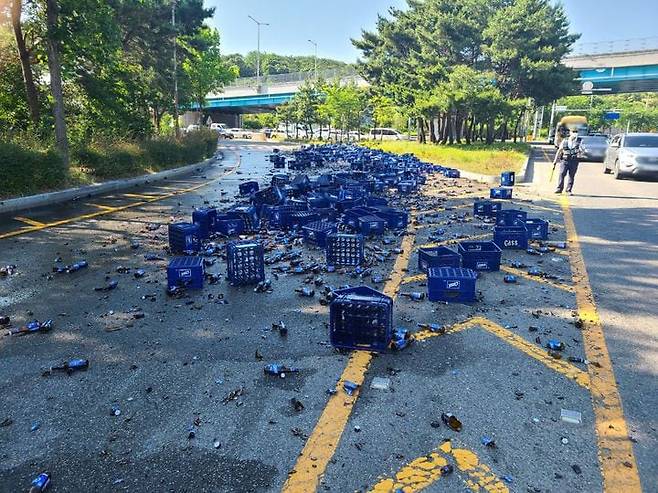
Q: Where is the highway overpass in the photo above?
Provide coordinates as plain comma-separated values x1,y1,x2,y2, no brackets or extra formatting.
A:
200,38,658,124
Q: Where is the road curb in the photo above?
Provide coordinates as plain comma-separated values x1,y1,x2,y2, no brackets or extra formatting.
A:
0,153,222,215
516,151,532,183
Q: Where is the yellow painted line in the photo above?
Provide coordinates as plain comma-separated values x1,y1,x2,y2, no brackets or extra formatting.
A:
401,273,425,285
86,203,119,212
369,441,509,493
282,217,418,493
500,265,574,293
0,151,241,241
559,195,641,491
415,316,589,388
440,441,509,493
13,216,46,227
369,449,449,492
122,193,165,199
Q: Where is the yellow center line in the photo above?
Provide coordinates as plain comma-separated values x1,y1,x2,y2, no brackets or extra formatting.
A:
0,152,241,241
13,216,46,227
122,192,166,199
500,265,574,293
282,214,418,493
558,195,641,491
401,273,425,285
416,316,590,388
86,203,119,211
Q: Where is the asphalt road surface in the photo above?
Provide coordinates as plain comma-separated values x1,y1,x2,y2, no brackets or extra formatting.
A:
0,141,654,492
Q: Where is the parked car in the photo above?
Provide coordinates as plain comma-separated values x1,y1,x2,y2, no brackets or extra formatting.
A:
185,124,200,133
368,128,405,141
217,128,234,139
579,135,609,162
209,123,226,132
604,133,658,179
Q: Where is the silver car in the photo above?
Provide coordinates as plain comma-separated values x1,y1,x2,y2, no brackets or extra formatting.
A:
604,133,658,179
579,135,608,162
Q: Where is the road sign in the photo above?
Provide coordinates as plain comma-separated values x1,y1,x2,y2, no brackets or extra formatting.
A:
604,111,620,120
554,105,567,111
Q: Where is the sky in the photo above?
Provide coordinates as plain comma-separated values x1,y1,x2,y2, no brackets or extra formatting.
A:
207,0,658,63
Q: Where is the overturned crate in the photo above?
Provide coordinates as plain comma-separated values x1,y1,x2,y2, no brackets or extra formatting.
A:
427,267,477,303
473,200,502,218
192,207,217,239
457,241,502,272
417,245,461,273
493,224,529,250
326,233,364,267
226,240,265,285
525,218,549,240
168,223,201,253
329,286,393,352
167,256,204,290
302,221,338,248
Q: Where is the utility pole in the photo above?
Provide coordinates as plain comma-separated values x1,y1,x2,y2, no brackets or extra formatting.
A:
172,0,179,137
308,39,318,80
248,15,269,91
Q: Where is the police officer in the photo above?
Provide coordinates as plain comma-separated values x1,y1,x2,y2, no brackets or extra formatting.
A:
553,129,582,195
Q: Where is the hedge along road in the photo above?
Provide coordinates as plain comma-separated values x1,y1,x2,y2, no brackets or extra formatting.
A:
0,140,644,492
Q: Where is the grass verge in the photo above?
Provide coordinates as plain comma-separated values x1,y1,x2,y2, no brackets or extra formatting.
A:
363,140,529,175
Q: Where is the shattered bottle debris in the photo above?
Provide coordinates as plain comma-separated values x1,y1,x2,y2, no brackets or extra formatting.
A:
7,319,53,337
43,358,89,376
400,292,425,301
546,339,565,351
417,323,445,334
263,363,300,377
94,280,118,291
272,321,287,336
295,287,315,297
343,380,359,396
29,472,50,493
441,412,463,431
503,274,517,283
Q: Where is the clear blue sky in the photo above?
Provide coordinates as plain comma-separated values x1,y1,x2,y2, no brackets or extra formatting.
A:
207,0,658,62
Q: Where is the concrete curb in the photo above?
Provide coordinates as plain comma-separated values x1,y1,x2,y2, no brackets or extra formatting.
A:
455,148,532,185
0,153,221,215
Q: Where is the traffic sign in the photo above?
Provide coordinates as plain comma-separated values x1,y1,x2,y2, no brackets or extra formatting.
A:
554,105,567,111
604,111,620,120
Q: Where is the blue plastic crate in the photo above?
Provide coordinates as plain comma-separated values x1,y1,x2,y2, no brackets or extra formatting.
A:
215,215,244,236
500,171,516,186
366,196,388,207
343,207,379,228
227,206,260,232
167,256,204,290
308,195,331,209
326,233,364,266
168,223,201,253
443,168,460,178
239,181,259,196
339,187,367,200
397,181,416,193
192,208,217,239
253,186,285,208
271,174,290,187
427,267,477,303
302,221,337,248
473,200,502,218
226,240,265,285
336,198,365,212
374,207,408,229
289,211,320,229
357,215,386,236
490,187,513,199
329,286,393,352
525,218,549,240
418,246,461,273
457,241,502,271
495,209,528,226
493,225,529,250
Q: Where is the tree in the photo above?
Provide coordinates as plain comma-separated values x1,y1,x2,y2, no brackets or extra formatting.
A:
291,79,323,138
181,27,237,123
10,0,40,125
45,0,69,165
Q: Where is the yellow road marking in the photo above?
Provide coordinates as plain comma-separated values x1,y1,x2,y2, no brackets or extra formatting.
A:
282,219,418,493
500,265,574,293
416,316,590,389
369,441,509,493
122,193,165,199
13,216,45,227
0,152,240,241
401,273,425,285
559,195,641,491
86,203,118,211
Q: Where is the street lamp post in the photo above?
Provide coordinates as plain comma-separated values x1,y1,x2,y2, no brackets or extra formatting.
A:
248,15,269,90
308,39,318,80
172,0,179,137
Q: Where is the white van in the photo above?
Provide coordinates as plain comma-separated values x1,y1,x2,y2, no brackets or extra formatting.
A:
368,128,405,140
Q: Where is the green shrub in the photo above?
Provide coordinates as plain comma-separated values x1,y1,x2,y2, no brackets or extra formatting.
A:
0,141,67,197
143,137,183,169
74,140,146,178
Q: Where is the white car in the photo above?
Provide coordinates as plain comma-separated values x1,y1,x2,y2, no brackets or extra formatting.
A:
230,128,252,139
185,124,200,133
209,123,227,132
368,128,405,141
